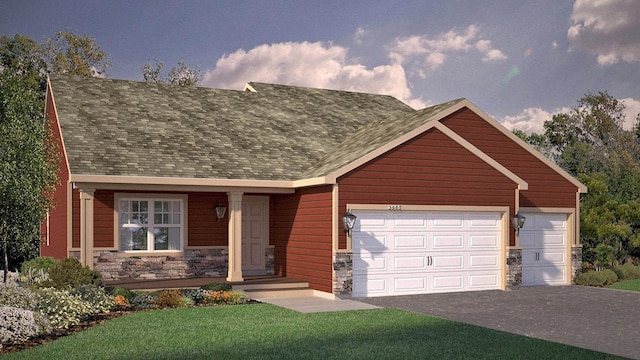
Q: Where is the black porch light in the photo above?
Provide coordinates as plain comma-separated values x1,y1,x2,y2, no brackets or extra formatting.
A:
511,213,526,234
215,203,227,222
342,210,357,236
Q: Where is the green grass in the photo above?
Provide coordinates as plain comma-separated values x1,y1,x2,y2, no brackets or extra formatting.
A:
608,279,640,292
5,305,621,360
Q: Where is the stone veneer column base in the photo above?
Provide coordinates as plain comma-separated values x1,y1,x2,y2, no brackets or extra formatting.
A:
93,247,275,280
506,248,522,289
571,246,582,283
333,252,353,298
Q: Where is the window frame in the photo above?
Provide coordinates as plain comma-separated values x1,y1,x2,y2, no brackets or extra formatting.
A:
114,193,188,254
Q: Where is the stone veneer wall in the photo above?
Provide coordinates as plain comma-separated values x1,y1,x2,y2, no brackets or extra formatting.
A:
94,247,274,280
571,246,582,283
333,252,353,297
506,248,522,289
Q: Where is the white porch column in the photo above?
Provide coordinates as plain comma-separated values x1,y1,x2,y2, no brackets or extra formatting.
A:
227,191,244,282
79,188,95,269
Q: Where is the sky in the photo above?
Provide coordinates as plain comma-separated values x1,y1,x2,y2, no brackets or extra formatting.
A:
1,0,639,134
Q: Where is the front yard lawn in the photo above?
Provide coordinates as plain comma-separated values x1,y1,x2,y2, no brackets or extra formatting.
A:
608,279,640,292
4,304,621,360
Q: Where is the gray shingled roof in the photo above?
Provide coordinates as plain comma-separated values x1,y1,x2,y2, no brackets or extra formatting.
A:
49,75,460,181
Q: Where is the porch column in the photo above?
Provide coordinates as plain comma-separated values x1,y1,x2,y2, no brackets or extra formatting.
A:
79,188,95,269
227,191,244,282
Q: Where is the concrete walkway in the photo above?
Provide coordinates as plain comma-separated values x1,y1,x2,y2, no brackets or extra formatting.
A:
360,286,640,359
251,294,380,313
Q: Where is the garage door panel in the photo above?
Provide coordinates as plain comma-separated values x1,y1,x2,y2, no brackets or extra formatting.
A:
469,214,501,228
469,273,500,288
394,276,428,293
469,234,500,248
522,266,566,286
431,254,464,270
518,232,537,247
357,214,388,231
431,274,463,291
393,235,427,250
393,255,428,271
432,235,464,249
542,233,565,246
392,214,427,229
354,255,387,273
469,253,500,269
353,233,388,250
432,213,464,229
541,250,565,265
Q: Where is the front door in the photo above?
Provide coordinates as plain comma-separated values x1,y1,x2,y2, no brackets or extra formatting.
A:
241,196,269,275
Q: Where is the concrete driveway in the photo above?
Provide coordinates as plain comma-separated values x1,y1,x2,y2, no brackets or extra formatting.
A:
359,286,640,359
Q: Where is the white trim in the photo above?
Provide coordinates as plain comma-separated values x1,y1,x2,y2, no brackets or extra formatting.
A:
72,174,296,189
347,204,510,213
114,193,188,252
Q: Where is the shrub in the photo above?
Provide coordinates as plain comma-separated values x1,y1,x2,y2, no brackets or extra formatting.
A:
200,282,232,292
576,269,618,287
181,289,209,305
43,258,103,289
105,286,135,301
19,267,50,288
0,306,51,343
21,257,58,274
613,263,640,280
0,284,37,309
69,285,114,314
152,289,190,308
33,287,94,328
201,290,246,305
128,293,156,310
113,295,130,307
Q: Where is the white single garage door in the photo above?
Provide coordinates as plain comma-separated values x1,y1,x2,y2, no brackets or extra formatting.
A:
519,213,568,286
352,211,502,297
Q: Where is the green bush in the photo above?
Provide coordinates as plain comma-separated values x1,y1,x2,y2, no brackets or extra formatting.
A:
128,292,156,309
43,257,103,289
70,285,114,314
152,289,191,308
19,267,50,287
0,284,37,309
613,263,640,280
33,287,95,328
200,282,232,292
105,286,135,300
576,269,618,287
0,306,51,343
21,257,58,273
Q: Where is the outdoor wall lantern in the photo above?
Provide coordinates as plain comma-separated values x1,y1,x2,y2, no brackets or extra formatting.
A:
215,203,227,222
511,213,526,234
342,210,357,237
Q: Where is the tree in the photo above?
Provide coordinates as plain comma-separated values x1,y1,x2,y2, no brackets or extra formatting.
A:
41,30,110,77
142,59,202,86
0,72,58,281
0,30,108,281
539,92,640,264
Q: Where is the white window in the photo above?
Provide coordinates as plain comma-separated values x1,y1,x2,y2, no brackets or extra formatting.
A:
118,198,183,251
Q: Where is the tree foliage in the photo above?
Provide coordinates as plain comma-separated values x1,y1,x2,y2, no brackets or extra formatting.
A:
0,71,58,278
142,59,202,86
518,91,640,265
0,30,108,280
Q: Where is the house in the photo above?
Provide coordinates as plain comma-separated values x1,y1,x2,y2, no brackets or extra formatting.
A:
42,74,587,298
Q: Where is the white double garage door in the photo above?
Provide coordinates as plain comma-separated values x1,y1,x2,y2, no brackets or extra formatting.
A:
352,210,568,297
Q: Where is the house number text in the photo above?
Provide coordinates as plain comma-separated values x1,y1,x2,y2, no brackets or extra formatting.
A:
388,205,402,211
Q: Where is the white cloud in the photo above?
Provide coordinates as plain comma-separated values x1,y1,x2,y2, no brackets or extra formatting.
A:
353,27,368,45
568,0,640,65
201,41,427,109
502,97,640,134
621,97,640,130
388,25,507,75
501,107,560,134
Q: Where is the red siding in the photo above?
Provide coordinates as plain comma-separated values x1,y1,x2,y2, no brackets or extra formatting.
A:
72,189,80,248
94,191,114,248
40,87,69,259
187,193,228,247
271,186,333,293
338,127,518,246
441,109,578,208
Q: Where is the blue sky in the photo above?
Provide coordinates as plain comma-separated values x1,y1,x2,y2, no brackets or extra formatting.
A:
2,0,639,133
